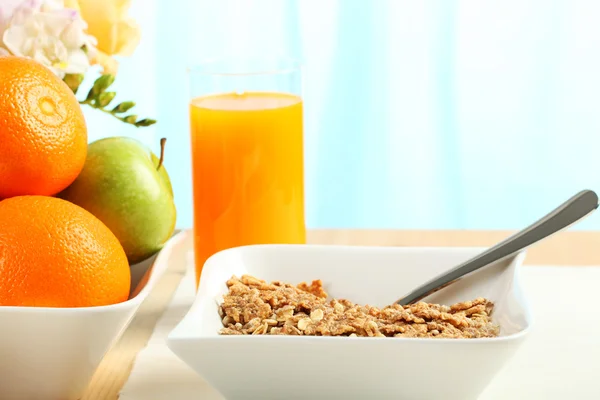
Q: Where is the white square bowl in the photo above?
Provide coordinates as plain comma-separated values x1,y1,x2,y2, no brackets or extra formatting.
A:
0,231,187,400
167,244,532,400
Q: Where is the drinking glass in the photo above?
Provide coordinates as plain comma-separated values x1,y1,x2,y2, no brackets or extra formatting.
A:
188,57,306,288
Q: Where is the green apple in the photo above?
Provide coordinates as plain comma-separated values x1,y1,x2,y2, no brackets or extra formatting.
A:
59,136,177,264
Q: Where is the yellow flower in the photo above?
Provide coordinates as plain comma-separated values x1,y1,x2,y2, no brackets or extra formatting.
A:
64,0,140,75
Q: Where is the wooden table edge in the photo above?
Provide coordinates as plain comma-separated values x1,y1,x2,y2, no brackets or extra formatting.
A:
308,229,600,265
81,229,600,399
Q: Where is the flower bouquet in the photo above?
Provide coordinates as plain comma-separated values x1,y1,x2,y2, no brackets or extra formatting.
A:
0,0,155,127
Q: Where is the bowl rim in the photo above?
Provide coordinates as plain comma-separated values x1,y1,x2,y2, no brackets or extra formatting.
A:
168,326,531,344
168,244,533,345
0,230,188,313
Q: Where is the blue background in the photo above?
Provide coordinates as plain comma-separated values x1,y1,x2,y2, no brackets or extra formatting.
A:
82,0,600,231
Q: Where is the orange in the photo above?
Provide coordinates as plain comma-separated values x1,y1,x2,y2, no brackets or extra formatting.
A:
0,196,131,307
0,56,87,198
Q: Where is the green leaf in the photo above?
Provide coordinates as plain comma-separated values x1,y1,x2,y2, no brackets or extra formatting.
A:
63,74,84,94
85,87,95,101
134,118,157,127
112,101,135,114
91,74,115,96
97,92,116,107
123,115,138,124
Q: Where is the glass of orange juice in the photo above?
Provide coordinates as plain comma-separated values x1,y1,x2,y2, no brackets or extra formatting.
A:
188,57,306,288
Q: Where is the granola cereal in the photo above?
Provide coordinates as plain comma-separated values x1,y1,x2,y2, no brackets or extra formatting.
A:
218,275,500,338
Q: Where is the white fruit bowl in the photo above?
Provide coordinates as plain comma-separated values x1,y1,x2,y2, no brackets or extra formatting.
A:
167,244,532,400
0,231,184,400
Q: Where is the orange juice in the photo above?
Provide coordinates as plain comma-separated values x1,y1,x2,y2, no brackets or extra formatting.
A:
190,91,305,287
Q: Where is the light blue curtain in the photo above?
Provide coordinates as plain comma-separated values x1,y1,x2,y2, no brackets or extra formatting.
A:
90,0,600,230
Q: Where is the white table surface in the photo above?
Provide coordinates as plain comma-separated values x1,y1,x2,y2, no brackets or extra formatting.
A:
120,264,600,400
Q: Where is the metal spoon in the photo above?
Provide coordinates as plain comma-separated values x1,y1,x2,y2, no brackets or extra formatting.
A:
395,189,598,305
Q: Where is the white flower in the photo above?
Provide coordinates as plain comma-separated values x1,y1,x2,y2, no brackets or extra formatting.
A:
0,0,96,78
0,1,23,54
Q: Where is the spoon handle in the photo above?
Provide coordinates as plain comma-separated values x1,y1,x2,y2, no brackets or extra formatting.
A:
396,190,599,305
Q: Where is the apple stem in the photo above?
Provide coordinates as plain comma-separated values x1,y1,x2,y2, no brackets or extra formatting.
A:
157,138,167,171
